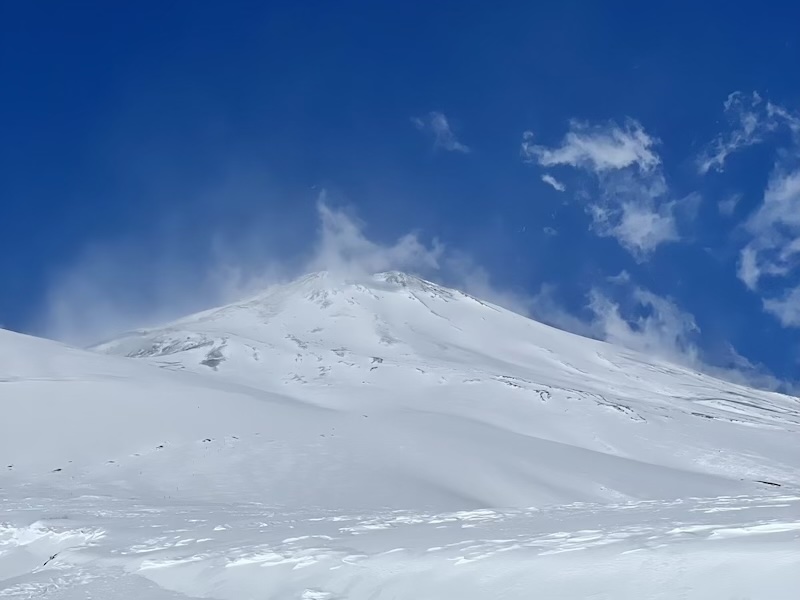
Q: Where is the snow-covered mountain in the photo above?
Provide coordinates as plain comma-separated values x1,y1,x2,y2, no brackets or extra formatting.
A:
2,271,800,598
94,271,800,502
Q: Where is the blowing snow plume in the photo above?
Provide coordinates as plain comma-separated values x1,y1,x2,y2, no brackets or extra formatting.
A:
37,194,514,346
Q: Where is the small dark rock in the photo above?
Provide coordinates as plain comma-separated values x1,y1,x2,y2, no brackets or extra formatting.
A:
756,480,782,487
691,412,714,420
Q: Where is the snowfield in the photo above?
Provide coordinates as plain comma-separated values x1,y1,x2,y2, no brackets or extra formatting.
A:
2,272,799,598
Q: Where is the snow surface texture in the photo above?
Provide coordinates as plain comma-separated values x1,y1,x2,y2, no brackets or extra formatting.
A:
2,271,800,598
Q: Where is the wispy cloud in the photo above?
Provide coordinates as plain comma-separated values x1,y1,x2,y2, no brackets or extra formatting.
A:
718,193,741,217
698,91,800,174
698,92,771,174
411,111,470,153
585,281,790,391
522,120,684,260
521,120,659,172
700,92,800,327
738,168,800,291
585,180,682,261
541,174,566,192
737,245,762,291
527,277,782,392
763,286,800,327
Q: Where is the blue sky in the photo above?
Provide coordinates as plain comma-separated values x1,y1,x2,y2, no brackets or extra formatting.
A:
3,2,800,389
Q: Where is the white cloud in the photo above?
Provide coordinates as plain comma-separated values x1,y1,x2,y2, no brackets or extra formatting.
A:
698,91,800,174
521,119,659,173
698,92,769,174
767,102,800,135
588,192,680,261
588,169,685,261
737,168,800,291
537,279,791,392
763,286,800,327
541,174,566,192
705,92,800,326
737,245,761,291
748,169,800,231
412,111,470,153
521,120,683,260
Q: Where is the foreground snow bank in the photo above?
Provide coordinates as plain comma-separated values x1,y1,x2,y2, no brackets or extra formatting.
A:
1,494,799,599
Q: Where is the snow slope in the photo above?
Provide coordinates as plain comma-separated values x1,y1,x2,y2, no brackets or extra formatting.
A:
2,271,800,598
94,271,800,503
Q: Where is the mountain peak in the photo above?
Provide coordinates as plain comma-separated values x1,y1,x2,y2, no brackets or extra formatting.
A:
284,269,442,290
226,270,461,315
373,270,428,286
